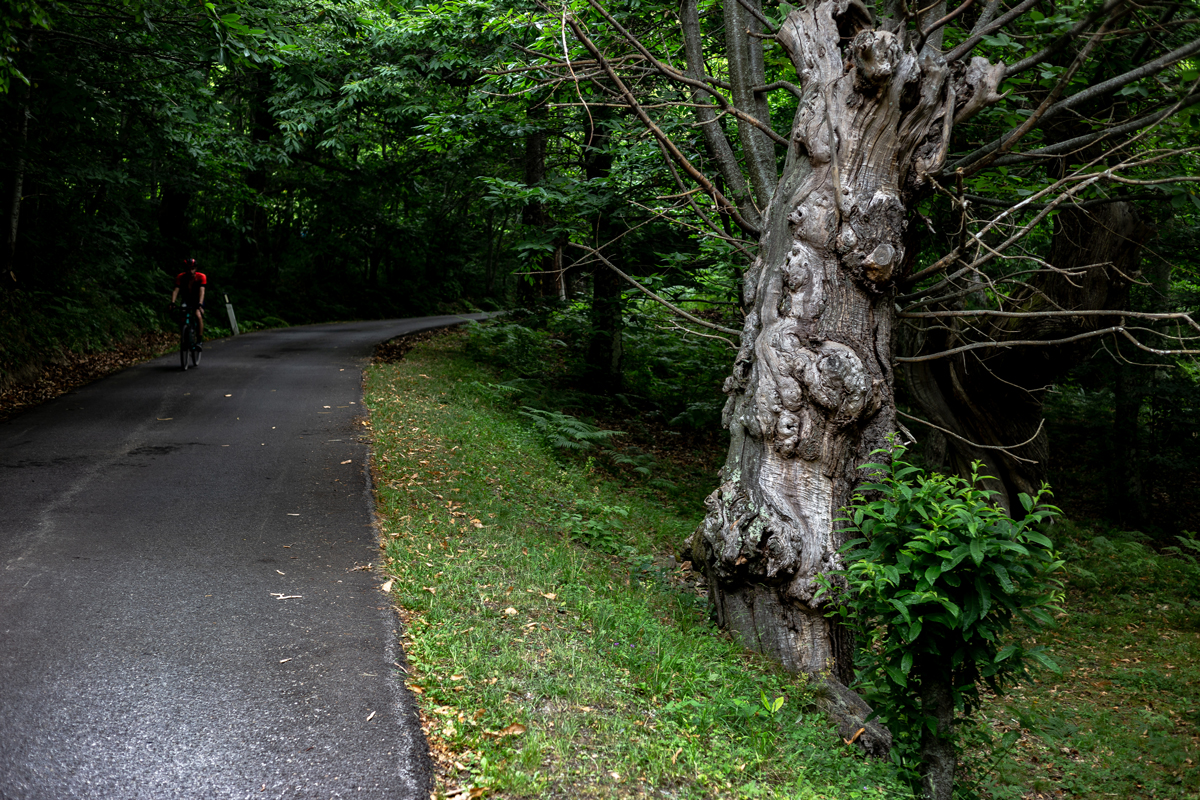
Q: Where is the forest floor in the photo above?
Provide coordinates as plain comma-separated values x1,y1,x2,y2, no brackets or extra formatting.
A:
368,328,1200,800
0,330,176,423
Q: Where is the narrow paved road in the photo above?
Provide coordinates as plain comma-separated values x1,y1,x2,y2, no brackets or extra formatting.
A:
0,316,479,799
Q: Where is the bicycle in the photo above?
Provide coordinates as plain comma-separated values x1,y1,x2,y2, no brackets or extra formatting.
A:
177,303,202,370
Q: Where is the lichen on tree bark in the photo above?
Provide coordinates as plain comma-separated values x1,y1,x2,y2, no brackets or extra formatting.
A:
687,0,1001,701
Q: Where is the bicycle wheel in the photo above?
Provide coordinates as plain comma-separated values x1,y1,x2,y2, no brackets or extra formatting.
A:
180,324,193,371
190,336,202,367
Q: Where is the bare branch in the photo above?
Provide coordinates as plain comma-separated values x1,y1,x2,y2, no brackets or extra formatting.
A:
959,14,1115,177
990,92,1200,168
953,35,1200,173
567,242,743,336
944,0,1039,61
556,8,762,236
896,410,1044,463
1001,0,1127,76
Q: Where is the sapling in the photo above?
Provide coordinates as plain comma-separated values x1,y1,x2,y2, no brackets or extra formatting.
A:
819,440,1064,800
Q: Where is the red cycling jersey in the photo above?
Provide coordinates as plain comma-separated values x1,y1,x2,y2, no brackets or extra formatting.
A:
175,271,207,305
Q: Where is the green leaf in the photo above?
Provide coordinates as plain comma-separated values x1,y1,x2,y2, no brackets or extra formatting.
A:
901,652,913,675
970,537,984,566
1025,531,1053,548
991,562,1014,593
890,598,913,624
1028,648,1061,674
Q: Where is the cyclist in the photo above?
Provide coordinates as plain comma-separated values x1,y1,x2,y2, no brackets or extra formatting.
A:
171,258,207,347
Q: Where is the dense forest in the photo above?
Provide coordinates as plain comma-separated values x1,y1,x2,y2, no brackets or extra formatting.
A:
2,0,1198,795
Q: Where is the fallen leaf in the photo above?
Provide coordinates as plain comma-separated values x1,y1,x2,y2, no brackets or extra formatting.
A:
341,459,351,464
270,593,302,600
540,592,557,600
381,579,394,593
503,607,518,616
497,723,525,737
279,658,292,663
366,711,376,722
276,570,285,575
424,586,437,594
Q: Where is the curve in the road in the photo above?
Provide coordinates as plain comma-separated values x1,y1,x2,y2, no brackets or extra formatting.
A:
0,316,483,799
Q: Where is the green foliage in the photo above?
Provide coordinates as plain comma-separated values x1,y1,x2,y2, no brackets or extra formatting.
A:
465,319,559,378
559,494,630,553
821,440,1065,784
518,406,623,451
1056,524,1200,628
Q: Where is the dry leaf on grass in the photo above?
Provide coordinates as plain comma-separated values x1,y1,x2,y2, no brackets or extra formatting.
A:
381,579,395,593
483,723,526,738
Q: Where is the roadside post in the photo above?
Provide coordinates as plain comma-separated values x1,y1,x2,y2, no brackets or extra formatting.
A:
225,294,240,335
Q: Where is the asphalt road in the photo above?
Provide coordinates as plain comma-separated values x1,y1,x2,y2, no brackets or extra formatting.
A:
0,316,482,799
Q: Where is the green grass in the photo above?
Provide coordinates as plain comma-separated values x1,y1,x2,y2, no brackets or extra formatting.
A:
970,524,1200,799
365,331,1200,799
364,332,906,799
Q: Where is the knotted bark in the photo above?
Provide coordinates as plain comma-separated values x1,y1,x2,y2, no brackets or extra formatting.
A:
685,0,1000,753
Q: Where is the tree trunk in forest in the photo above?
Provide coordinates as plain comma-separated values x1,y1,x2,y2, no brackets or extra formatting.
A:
686,0,998,753
158,186,192,263
900,202,1150,513
583,106,623,391
917,663,956,800
1108,234,1168,523
237,70,274,285
522,98,561,300
5,81,31,286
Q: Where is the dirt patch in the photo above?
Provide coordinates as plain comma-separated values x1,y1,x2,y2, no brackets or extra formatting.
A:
374,327,456,364
0,331,176,423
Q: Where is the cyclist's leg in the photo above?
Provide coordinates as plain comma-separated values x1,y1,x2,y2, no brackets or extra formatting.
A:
180,315,191,370
194,308,204,344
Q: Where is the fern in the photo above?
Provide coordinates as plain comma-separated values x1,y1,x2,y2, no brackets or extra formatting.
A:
518,407,623,451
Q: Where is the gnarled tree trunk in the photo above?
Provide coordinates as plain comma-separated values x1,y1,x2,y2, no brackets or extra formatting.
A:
685,0,1000,754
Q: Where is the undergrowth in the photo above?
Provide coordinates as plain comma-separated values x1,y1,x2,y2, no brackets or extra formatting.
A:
368,330,1199,799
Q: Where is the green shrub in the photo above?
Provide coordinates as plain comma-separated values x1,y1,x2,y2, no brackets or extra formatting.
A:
821,441,1065,800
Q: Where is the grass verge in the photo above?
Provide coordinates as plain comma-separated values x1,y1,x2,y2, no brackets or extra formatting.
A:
364,330,905,800
971,523,1199,799
366,330,1199,799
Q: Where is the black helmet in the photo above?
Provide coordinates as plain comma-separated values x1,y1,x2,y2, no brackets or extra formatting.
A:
183,258,197,269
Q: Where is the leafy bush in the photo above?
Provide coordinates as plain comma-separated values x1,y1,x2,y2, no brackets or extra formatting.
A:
821,441,1064,800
